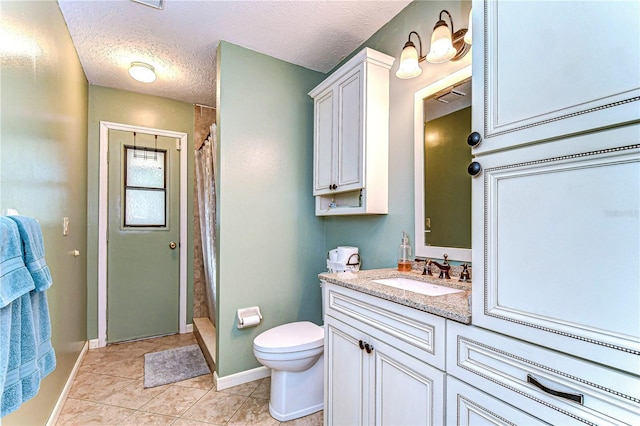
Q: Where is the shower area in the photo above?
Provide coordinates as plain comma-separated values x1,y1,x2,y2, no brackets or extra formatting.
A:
192,105,217,372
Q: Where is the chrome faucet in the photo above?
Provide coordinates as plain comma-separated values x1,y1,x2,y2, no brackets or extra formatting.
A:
430,254,451,279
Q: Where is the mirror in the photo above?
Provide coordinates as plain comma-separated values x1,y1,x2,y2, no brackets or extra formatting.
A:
414,65,472,262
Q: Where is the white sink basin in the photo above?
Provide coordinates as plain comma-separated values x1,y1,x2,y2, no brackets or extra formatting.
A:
372,277,464,297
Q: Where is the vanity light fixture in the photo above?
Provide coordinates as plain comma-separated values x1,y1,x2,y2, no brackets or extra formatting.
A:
396,9,472,79
128,61,157,83
426,9,470,64
464,8,473,45
395,31,426,79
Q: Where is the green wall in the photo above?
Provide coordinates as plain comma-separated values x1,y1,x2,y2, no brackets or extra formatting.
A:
324,0,472,267
86,86,195,340
215,41,325,377
0,0,88,424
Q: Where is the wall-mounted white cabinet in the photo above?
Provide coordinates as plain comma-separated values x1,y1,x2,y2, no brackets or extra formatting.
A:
309,47,394,216
323,282,445,425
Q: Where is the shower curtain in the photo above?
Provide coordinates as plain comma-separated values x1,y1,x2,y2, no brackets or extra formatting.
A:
195,123,217,325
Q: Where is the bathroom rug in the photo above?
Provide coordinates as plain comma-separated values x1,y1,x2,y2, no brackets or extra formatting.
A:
144,344,211,388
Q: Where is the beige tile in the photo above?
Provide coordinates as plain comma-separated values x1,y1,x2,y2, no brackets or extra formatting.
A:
55,398,135,425
250,377,270,400
68,372,135,402
120,410,176,425
140,385,208,417
220,379,261,397
173,373,214,390
172,419,218,426
101,379,168,410
227,396,279,426
280,410,324,426
91,356,144,379
181,390,247,424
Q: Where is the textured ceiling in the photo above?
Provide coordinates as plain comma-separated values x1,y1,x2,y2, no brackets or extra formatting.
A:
58,0,412,106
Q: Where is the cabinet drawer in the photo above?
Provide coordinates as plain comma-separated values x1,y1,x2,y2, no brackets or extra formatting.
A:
447,376,548,425
447,321,640,425
323,282,446,370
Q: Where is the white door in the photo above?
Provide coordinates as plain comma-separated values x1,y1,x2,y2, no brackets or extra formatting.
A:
471,0,639,155
325,316,369,426
336,68,363,192
373,338,444,426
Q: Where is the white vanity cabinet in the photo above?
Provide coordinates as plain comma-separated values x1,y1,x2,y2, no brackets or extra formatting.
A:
446,376,549,426
309,48,394,216
447,321,640,425
469,0,640,375
322,282,445,426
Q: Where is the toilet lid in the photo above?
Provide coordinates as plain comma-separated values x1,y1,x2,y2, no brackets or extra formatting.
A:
254,321,324,354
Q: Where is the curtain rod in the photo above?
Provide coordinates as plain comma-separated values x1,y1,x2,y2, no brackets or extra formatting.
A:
195,103,216,110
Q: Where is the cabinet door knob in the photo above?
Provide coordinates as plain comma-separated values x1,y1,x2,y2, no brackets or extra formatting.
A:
359,340,365,350
467,131,482,147
364,343,373,354
330,184,337,190
468,161,482,177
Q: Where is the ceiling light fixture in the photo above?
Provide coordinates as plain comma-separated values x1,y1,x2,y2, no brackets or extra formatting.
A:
129,61,157,83
396,9,472,79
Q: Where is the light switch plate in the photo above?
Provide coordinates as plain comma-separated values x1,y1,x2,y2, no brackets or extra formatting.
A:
63,217,70,236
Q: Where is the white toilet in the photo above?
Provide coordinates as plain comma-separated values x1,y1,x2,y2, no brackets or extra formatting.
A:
253,321,324,421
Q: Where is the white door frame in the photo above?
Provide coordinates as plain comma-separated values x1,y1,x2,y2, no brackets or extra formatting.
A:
98,121,188,348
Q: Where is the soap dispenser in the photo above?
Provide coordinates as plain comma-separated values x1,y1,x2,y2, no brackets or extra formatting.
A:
397,231,412,272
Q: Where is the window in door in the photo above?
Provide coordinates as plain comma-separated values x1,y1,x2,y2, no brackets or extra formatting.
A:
123,145,167,227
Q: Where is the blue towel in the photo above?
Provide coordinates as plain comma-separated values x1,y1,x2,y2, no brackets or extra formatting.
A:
6,216,52,292
0,294,40,418
0,216,56,419
29,291,55,379
0,217,35,308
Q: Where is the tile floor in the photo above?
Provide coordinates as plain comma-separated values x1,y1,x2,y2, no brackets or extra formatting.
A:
56,333,323,425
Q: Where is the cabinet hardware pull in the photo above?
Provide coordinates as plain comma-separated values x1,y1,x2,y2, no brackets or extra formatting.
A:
467,131,482,147
364,343,373,354
467,161,482,177
359,340,365,350
527,374,584,405
330,184,337,190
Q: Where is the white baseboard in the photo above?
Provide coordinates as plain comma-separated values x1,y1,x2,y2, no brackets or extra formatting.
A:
214,366,270,391
46,341,89,426
185,323,193,333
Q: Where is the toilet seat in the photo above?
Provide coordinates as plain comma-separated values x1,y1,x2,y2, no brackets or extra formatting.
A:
254,321,323,354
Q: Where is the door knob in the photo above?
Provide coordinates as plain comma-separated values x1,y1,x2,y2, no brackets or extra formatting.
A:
169,241,177,249
467,131,482,147
467,162,482,177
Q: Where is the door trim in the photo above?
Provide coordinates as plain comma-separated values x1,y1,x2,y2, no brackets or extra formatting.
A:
98,121,188,347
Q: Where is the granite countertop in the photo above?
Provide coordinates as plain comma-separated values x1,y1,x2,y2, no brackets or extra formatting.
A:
318,268,472,324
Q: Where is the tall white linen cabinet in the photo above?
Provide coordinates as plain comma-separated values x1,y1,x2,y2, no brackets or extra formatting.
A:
449,1,640,424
